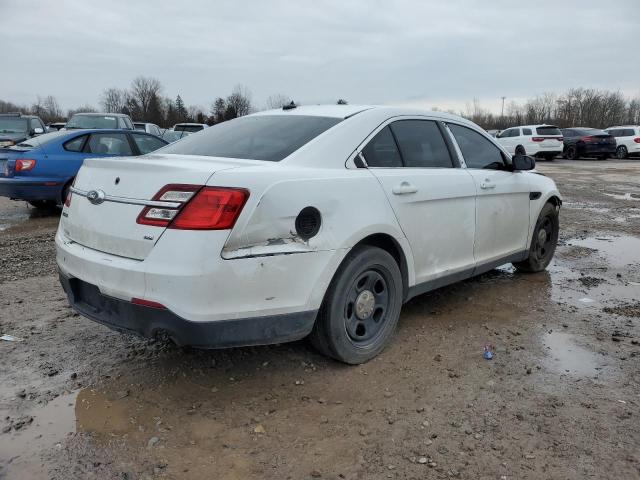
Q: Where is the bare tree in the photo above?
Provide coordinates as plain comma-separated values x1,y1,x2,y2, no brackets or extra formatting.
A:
130,76,163,119
225,84,252,119
211,97,226,123
67,104,97,118
265,93,292,110
101,88,128,113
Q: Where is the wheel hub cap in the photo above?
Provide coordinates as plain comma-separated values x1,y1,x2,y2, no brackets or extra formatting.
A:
355,290,375,319
538,229,547,245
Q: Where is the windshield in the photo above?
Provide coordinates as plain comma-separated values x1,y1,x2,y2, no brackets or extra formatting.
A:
159,115,342,161
0,117,28,134
66,114,119,129
174,124,204,133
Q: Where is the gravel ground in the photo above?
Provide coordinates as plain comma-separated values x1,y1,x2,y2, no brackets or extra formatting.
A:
1,159,639,480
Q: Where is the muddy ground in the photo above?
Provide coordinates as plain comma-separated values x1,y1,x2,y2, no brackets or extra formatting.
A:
1,159,639,480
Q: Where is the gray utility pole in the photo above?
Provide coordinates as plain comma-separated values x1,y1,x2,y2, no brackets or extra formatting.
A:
501,96,506,118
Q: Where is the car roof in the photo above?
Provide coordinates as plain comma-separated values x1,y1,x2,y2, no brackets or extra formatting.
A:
249,104,471,123
72,112,129,117
606,125,639,129
505,124,560,129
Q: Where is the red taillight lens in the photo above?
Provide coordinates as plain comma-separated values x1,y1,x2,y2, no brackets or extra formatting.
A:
557,137,564,141
582,136,595,143
64,178,75,207
634,138,640,144
132,297,166,309
137,185,249,230
136,184,201,227
170,187,249,230
15,158,37,171
531,137,544,142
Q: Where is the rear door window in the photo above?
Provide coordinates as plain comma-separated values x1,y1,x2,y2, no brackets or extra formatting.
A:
522,128,532,136
448,124,505,170
131,133,167,154
86,133,133,155
389,120,453,168
362,126,403,168
622,128,635,136
63,135,87,152
536,126,561,136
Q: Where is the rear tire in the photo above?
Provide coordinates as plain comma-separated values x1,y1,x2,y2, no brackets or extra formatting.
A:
566,145,578,160
616,146,628,159
309,246,403,364
514,203,559,273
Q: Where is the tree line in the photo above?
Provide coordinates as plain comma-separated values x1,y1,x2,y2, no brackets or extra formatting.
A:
464,88,640,130
2,78,639,130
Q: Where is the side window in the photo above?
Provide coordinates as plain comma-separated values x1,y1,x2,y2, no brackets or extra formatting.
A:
448,124,505,170
131,133,166,154
389,120,453,168
498,129,511,138
623,129,635,137
509,128,519,137
151,125,161,136
30,118,42,131
361,126,402,168
86,133,133,155
522,128,532,136
123,117,134,129
63,135,87,152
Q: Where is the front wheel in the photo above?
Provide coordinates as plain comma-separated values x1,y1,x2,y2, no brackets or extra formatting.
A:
514,203,559,273
310,246,403,364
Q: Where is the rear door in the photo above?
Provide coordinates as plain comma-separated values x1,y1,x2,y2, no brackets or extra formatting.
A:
363,119,477,285
447,123,531,265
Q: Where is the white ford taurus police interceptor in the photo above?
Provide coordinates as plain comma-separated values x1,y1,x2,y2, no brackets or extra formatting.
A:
56,105,561,364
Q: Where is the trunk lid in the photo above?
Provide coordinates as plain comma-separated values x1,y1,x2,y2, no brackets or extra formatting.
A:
60,154,247,260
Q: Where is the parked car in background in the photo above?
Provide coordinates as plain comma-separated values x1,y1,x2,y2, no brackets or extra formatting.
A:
496,125,563,160
134,122,163,136
486,129,501,137
0,129,167,208
172,122,209,133
47,122,66,132
162,129,192,143
0,113,46,147
561,128,616,160
65,113,134,130
604,126,640,159
56,105,561,364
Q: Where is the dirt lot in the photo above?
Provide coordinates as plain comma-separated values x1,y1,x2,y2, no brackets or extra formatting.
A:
1,159,639,480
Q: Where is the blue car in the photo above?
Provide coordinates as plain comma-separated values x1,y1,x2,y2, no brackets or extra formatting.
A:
0,129,168,208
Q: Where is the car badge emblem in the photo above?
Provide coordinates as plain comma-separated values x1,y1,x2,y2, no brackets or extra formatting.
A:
86,189,106,205
115,177,120,185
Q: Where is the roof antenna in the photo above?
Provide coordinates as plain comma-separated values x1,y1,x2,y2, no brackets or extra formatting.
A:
282,101,297,110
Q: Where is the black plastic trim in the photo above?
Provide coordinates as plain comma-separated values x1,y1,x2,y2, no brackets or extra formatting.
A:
405,250,529,302
59,272,317,349
530,191,542,200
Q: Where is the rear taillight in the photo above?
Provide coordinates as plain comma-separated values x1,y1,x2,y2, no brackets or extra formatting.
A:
531,137,544,142
557,137,564,141
137,185,249,230
64,178,76,207
15,158,36,171
581,136,596,143
634,138,640,144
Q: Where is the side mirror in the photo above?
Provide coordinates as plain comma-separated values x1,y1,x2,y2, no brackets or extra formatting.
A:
512,154,535,171
33,127,44,135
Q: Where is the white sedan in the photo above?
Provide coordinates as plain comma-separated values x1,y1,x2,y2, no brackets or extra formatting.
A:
56,105,561,364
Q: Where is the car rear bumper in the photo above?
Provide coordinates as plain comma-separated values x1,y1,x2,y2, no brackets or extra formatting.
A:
580,144,616,156
59,272,317,348
0,177,63,201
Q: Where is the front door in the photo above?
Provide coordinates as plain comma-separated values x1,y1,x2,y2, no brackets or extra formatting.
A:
447,123,531,265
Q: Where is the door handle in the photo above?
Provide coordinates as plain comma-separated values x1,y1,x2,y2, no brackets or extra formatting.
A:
480,179,495,190
392,181,418,195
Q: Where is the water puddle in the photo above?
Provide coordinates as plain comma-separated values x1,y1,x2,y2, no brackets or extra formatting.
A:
603,192,640,201
569,235,640,270
1,391,79,479
542,332,603,377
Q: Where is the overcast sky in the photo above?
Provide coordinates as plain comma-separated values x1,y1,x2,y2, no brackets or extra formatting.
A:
2,0,639,114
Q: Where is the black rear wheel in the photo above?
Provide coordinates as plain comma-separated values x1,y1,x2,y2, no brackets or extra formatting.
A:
310,246,403,364
566,146,578,160
514,203,559,273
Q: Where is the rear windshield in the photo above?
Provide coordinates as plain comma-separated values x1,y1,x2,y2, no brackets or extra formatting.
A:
536,126,561,136
574,128,606,136
13,130,69,149
159,115,342,161
174,124,205,133
66,115,119,129
0,117,28,133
